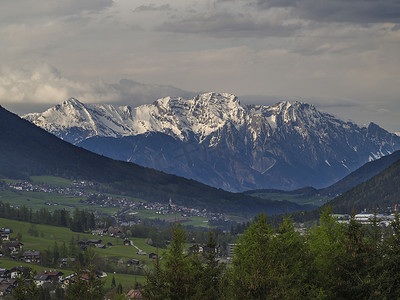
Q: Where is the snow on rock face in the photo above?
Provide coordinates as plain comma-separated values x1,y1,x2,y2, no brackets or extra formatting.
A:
23,93,246,143
22,93,400,157
22,93,400,191
22,93,386,149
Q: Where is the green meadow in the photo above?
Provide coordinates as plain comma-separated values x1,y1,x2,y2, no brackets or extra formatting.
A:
30,176,73,187
0,218,153,288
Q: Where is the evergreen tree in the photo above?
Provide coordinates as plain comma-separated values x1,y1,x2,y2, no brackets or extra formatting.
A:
307,206,345,298
230,212,274,299
142,249,167,299
53,241,60,266
111,275,116,289
195,231,226,299
375,211,400,298
12,269,41,300
117,283,123,294
163,222,193,299
334,212,376,299
231,213,313,299
66,251,104,300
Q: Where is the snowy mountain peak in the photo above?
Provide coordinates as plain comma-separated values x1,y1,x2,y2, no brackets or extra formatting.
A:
63,97,82,105
23,92,399,151
22,93,400,191
22,93,341,144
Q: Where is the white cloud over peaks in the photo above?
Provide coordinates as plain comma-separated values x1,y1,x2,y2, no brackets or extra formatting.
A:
0,63,195,108
0,64,87,104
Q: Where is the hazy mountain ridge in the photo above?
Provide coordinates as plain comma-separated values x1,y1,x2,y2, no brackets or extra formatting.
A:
24,93,400,191
243,150,400,207
0,105,307,215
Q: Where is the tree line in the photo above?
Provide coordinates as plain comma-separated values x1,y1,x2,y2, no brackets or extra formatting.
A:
0,201,96,232
142,207,400,299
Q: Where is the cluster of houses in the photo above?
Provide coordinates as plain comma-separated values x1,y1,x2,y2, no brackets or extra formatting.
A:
76,239,111,250
335,212,399,226
0,228,41,263
5,179,229,227
86,195,227,226
5,180,95,199
0,266,106,298
0,267,63,297
0,266,144,299
0,228,77,267
0,241,41,264
91,227,122,237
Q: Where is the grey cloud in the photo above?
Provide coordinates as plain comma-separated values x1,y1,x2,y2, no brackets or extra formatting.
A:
104,79,197,107
157,12,300,37
256,0,400,24
133,4,172,13
0,0,113,25
392,24,400,31
0,64,196,111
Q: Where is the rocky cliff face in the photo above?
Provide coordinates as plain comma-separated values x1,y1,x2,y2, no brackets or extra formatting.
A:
24,93,400,191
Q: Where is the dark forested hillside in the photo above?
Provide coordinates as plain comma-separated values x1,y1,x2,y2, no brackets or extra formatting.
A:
328,157,400,213
244,150,400,208
320,150,400,197
0,106,304,215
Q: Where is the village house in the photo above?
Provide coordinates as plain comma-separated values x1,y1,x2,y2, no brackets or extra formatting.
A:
188,244,221,256
0,228,11,241
148,252,157,259
91,228,107,236
86,239,102,247
95,243,106,249
107,228,122,237
123,239,132,246
21,250,41,264
0,279,16,298
0,269,10,279
61,270,106,289
227,243,236,257
127,258,140,266
10,266,31,278
59,257,76,268
4,242,23,256
34,270,64,286
77,239,105,250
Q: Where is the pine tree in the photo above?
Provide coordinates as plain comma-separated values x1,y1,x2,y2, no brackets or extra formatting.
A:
12,269,41,300
231,213,312,299
111,275,116,289
53,241,60,266
66,250,104,300
375,211,400,298
230,212,274,299
142,249,167,299
163,222,192,299
307,206,345,298
195,231,226,299
334,211,375,299
143,222,194,299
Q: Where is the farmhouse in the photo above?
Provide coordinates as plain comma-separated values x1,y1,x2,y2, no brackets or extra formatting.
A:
21,250,41,264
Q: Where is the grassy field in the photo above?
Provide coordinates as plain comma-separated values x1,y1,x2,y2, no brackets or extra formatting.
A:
0,218,157,260
249,192,329,206
129,209,211,228
0,189,120,215
0,258,145,290
0,190,85,210
0,218,152,289
30,176,73,187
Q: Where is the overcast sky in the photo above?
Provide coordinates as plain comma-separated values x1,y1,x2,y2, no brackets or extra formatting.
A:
0,0,399,132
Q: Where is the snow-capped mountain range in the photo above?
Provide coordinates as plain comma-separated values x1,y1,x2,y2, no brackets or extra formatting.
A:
23,93,400,191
